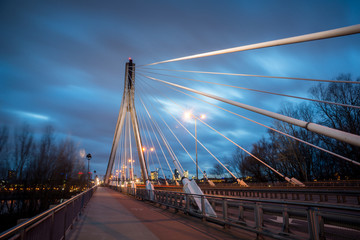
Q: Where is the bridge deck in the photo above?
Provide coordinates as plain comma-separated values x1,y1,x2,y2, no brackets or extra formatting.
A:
67,187,253,240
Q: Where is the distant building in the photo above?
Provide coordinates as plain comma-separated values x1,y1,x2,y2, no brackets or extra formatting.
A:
7,170,16,181
184,170,189,178
174,169,181,180
151,171,158,181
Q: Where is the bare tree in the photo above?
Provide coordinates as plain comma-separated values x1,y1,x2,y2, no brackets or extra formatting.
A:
230,74,360,182
270,103,319,181
0,125,10,179
13,124,34,182
28,126,56,184
52,138,82,186
210,163,226,178
309,74,360,178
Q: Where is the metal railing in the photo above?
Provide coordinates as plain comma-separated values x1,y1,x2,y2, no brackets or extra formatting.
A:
111,186,360,240
201,187,360,205
0,186,97,240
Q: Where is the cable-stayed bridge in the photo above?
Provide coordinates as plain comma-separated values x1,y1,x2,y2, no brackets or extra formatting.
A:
2,24,360,240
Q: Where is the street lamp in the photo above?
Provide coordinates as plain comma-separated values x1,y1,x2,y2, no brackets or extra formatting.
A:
184,112,206,181
142,147,154,179
86,153,92,188
128,159,135,180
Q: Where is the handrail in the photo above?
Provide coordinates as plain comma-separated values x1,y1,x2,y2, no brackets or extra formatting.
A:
113,186,360,240
0,186,97,240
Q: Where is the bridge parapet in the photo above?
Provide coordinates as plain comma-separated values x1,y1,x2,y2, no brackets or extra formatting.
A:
0,187,97,240
112,186,360,240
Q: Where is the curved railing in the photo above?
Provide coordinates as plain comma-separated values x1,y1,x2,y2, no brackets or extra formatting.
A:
0,186,97,240
111,186,360,240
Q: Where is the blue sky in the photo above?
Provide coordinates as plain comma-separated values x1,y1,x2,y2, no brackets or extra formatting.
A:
1,0,360,179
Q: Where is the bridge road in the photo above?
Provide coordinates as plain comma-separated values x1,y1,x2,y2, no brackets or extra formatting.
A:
67,187,255,240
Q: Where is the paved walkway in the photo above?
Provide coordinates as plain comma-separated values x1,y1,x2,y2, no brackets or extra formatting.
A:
67,187,255,240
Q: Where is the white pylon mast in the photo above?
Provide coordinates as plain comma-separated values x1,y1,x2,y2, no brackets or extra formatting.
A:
105,58,149,184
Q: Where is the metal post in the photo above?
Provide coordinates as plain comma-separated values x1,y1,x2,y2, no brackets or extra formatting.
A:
86,153,92,188
201,195,206,221
195,118,198,180
307,207,320,240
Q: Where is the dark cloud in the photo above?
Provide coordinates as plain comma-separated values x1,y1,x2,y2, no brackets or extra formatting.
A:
1,0,359,178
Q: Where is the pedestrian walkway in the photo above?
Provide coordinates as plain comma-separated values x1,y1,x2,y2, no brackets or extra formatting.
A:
67,187,254,240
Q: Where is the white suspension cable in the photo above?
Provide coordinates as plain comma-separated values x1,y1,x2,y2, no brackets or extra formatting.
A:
139,93,186,174
137,110,155,174
140,78,288,179
123,113,129,181
140,97,184,176
136,99,167,180
142,75,360,147
163,84,360,166
144,24,360,66
116,123,126,184
120,122,127,182
137,106,168,181
137,71,359,109
138,68,360,84
138,76,239,179
139,77,210,177
158,108,207,176
127,113,134,181
140,97,176,180
159,102,239,179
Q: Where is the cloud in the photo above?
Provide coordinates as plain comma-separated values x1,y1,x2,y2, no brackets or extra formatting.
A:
1,0,359,178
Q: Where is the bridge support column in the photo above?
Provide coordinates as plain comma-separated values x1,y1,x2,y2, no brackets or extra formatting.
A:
105,59,154,195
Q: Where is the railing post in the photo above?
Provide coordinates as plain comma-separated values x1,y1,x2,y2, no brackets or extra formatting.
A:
63,205,67,240
166,192,169,209
222,198,228,221
20,227,25,240
70,201,75,229
307,207,321,240
50,210,55,240
185,194,190,214
238,202,245,223
201,195,206,221
282,205,289,233
255,203,264,240
223,198,229,228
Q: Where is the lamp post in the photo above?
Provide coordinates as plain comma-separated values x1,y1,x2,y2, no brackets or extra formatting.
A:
128,159,135,180
86,153,92,188
195,117,198,180
142,147,154,180
185,112,206,181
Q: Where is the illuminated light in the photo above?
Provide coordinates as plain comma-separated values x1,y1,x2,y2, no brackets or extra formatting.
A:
184,111,192,120
79,149,86,158
142,147,146,152
200,114,206,119
128,159,132,162
129,57,132,61
150,147,154,152
78,171,83,175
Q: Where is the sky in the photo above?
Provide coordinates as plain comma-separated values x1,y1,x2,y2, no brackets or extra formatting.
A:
1,0,360,179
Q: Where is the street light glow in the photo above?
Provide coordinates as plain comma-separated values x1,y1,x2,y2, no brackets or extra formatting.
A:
184,111,192,120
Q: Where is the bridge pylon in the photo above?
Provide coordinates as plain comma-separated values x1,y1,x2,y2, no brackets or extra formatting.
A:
105,58,152,193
